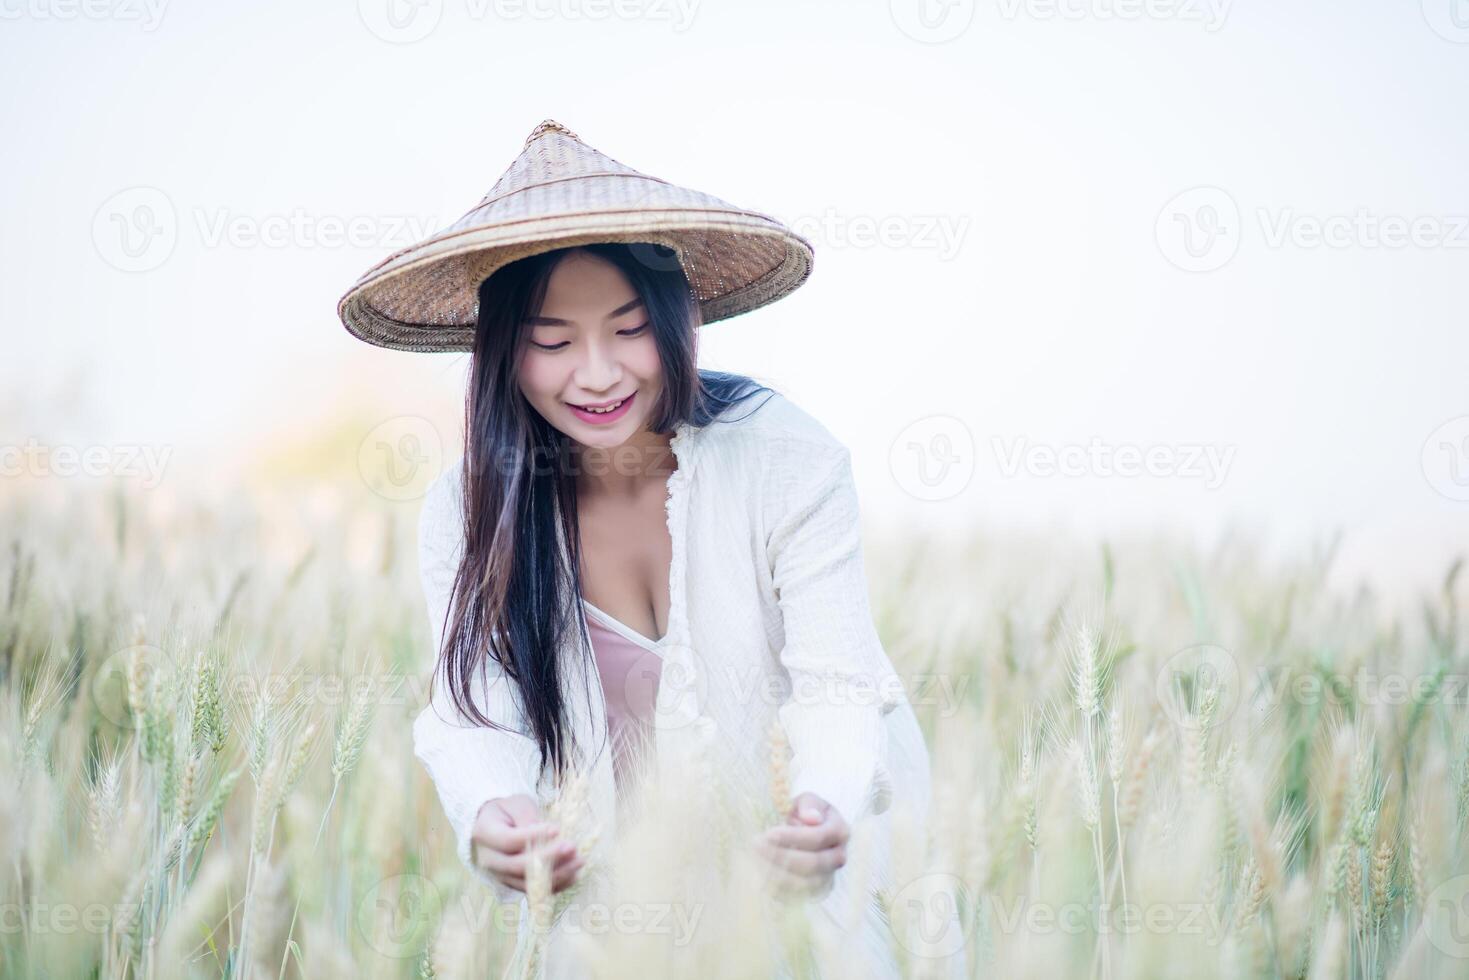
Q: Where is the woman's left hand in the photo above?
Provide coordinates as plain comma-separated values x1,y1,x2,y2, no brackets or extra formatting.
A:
754,792,849,899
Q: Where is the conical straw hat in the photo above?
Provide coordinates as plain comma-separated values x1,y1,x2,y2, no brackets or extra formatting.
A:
337,119,814,352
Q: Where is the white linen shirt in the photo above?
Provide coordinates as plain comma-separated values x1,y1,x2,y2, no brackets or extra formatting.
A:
411,390,939,975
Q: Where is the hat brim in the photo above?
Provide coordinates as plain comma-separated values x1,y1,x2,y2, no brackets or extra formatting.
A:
337,209,813,353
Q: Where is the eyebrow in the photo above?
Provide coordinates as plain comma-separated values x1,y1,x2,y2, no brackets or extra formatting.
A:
526,297,645,327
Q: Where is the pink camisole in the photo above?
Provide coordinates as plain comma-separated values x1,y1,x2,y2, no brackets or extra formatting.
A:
583,601,664,803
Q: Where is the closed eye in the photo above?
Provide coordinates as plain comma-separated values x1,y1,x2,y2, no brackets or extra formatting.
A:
530,323,649,352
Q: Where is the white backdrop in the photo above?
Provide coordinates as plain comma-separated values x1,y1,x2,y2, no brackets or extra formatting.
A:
3,0,1465,604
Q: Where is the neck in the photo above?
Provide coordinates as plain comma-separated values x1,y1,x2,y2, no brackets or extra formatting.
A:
572,426,677,500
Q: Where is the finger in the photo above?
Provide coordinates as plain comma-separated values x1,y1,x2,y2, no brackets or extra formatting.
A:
479,820,561,856
764,820,847,851
551,840,581,869
787,793,839,825
756,838,847,876
550,855,587,894
788,803,826,826
496,794,544,827
477,838,579,878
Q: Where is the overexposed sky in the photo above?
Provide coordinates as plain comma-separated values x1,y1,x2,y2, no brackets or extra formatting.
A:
2,0,1465,602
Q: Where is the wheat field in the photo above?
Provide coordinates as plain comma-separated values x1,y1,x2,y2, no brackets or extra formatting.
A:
1,466,1465,980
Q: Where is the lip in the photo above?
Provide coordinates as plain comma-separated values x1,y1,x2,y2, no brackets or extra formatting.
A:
566,391,636,425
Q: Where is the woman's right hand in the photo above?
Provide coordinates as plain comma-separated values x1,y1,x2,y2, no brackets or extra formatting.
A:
470,794,586,895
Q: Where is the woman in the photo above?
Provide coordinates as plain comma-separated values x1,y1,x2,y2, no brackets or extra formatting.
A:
339,120,955,978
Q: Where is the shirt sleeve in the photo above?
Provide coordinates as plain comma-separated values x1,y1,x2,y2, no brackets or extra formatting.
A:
766,443,900,828
411,464,543,906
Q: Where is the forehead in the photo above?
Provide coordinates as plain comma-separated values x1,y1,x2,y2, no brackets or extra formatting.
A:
538,251,640,318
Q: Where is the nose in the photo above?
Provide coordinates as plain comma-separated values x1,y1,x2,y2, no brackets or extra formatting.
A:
571,336,623,394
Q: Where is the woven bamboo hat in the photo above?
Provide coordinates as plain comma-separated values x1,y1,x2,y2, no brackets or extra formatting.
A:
337,119,815,353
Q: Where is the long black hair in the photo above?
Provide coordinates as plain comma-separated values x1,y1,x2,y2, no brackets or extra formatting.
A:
436,242,776,787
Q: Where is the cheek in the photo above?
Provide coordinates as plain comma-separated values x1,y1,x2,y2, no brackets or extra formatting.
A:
517,355,563,400
627,339,664,381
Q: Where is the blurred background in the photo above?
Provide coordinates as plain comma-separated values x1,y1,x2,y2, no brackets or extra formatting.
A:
4,0,1465,608
6,4,1469,979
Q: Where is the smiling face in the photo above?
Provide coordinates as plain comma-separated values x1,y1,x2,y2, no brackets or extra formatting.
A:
516,249,665,451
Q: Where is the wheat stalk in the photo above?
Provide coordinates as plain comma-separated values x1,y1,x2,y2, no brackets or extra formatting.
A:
769,717,792,821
